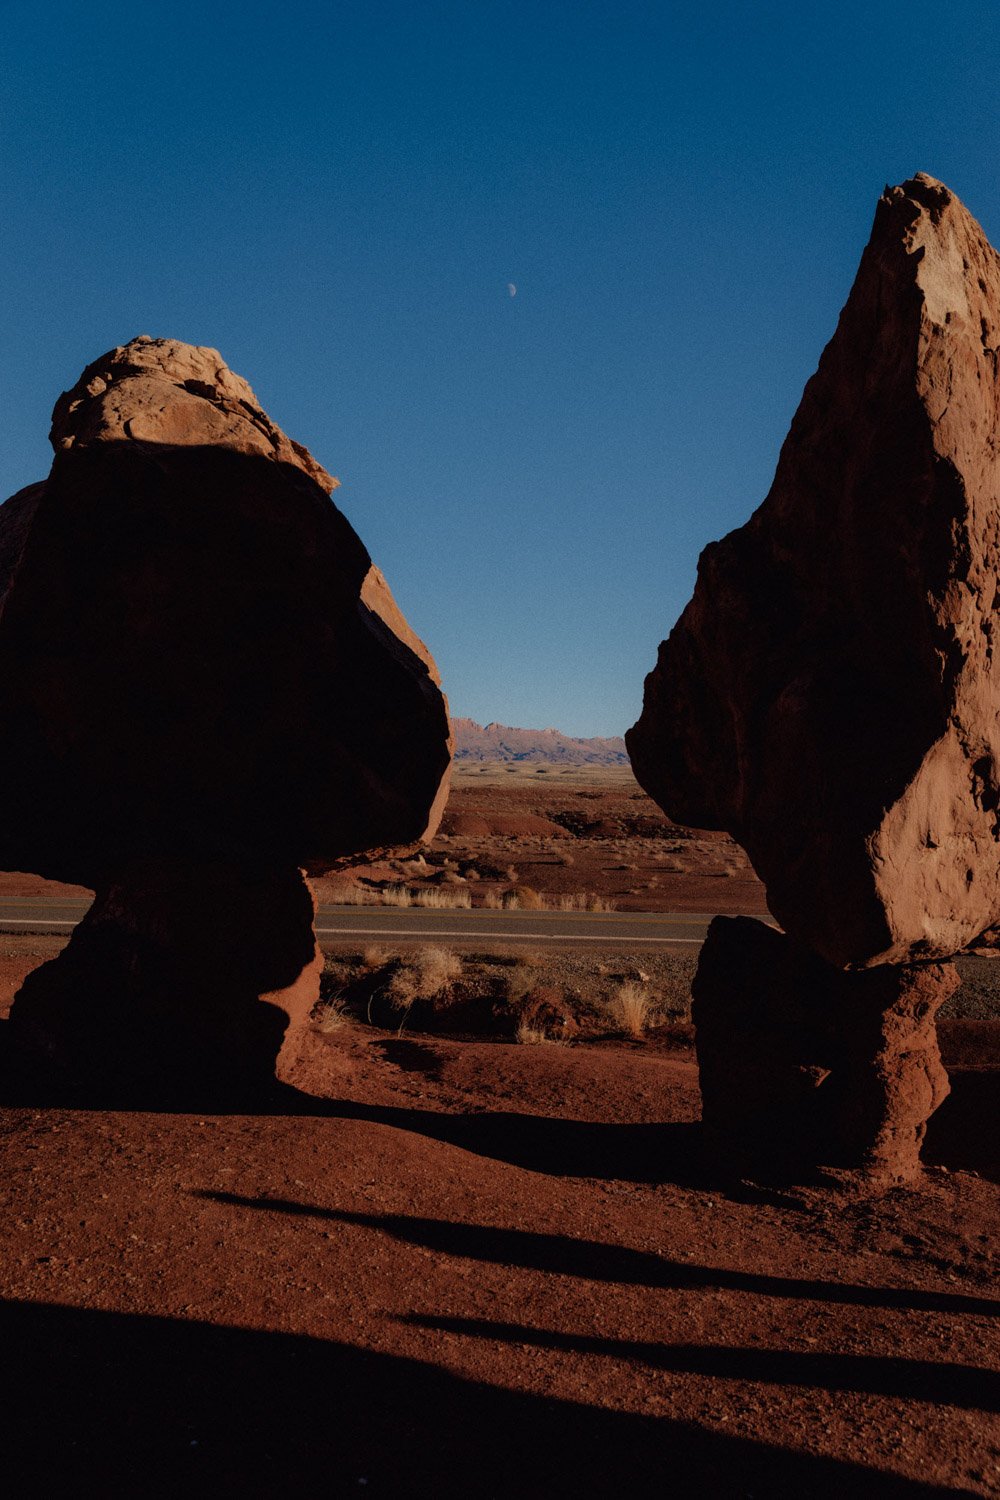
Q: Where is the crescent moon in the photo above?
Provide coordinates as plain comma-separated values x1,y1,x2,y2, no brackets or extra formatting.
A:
507,283,517,297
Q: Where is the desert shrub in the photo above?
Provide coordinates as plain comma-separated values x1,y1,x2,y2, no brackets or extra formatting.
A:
361,945,389,969
380,885,413,908
482,889,504,909
413,886,472,909
514,983,579,1041
608,980,652,1038
516,1023,561,1045
315,996,349,1033
384,946,463,1020
503,966,538,1006
503,885,543,910
555,892,618,912
416,945,462,990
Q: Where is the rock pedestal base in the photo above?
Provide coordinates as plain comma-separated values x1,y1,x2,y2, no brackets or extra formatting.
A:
692,917,956,1187
7,860,322,1104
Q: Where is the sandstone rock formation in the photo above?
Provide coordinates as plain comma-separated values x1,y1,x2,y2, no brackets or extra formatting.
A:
628,175,1000,1183
692,918,955,1185
628,175,1000,970
1,336,452,1096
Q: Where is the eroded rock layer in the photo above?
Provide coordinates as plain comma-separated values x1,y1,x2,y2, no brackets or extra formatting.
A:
8,861,323,1101
2,337,452,1093
0,337,452,889
628,175,1000,968
692,917,955,1185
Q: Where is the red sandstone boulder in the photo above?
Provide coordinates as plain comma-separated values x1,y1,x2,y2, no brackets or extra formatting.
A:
1,337,452,1096
0,336,452,889
628,176,1000,967
692,917,955,1186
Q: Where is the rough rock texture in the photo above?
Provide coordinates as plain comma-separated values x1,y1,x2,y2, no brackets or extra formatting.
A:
692,918,956,1185
628,175,1000,969
9,861,323,1101
0,336,452,885
1,337,452,1092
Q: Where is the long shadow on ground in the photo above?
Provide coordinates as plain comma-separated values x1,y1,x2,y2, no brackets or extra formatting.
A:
403,1313,1000,1411
0,1298,969,1499
3,1014,997,1187
196,1192,1000,1320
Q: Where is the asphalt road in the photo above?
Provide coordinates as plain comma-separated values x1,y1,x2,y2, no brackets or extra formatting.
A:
0,899,730,950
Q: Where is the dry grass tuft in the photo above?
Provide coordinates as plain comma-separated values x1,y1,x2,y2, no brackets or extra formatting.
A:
504,967,538,1006
418,946,463,987
380,885,413,908
555,892,617,912
384,945,463,1021
412,886,472,909
503,885,543,910
608,980,653,1039
315,996,349,1033
515,1022,563,1045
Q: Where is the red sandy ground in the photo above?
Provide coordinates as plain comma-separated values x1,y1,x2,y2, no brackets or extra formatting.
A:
1,938,998,1496
0,771,998,1494
311,770,772,915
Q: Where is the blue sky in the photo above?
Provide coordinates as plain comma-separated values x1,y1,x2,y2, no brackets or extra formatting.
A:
3,1,999,735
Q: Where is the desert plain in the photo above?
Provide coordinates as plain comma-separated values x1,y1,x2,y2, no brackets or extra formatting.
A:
1,760,998,1497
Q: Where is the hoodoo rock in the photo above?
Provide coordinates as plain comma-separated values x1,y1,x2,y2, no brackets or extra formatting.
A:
1,336,452,1097
628,175,1000,1184
628,175,1000,970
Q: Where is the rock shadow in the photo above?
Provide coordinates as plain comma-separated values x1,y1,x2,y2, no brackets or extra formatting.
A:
0,1297,957,1497
404,1314,1000,1411
197,1194,1000,1320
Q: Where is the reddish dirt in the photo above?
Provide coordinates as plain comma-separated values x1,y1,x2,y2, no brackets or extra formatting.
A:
386,771,770,915
0,777,997,1494
1,939,998,1496
440,809,571,839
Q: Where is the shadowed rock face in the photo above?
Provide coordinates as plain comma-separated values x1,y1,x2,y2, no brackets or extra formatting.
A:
627,175,1000,970
0,337,452,887
692,917,955,1187
1,337,452,1096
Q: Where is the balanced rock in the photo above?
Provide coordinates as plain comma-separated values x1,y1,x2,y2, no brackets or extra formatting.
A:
2,337,452,1096
628,175,1000,969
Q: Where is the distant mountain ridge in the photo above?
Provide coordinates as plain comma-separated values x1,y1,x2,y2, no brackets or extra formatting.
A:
452,717,629,765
